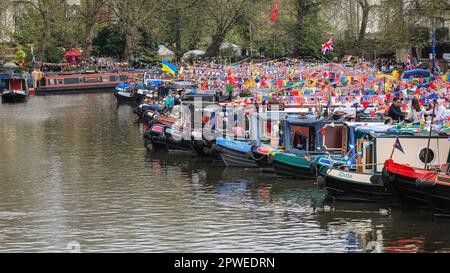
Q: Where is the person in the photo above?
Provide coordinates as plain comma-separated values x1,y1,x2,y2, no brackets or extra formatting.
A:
32,68,39,88
164,94,175,113
407,97,423,123
37,68,44,86
388,97,404,122
385,117,394,125
174,94,181,106
426,99,448,123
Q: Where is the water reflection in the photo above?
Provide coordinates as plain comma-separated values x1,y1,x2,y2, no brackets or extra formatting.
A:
0,94,450,252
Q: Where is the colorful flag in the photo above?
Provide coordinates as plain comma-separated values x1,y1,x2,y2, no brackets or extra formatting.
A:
161,59,178,76
271,0,279,23
322,37,334,55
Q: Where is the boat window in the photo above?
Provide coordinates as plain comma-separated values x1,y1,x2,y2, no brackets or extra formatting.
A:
102,76,110,82
64,78,79,85
291,125,310,151
323,125,344,150
419,148,435,164
263,121,272,139
110,76,117,82
56,79,64,85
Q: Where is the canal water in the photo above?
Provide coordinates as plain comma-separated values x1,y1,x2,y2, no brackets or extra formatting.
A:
1,93,450,253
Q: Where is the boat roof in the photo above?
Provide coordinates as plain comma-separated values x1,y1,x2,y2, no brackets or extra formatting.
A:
0,72,28,80
402,69,430,79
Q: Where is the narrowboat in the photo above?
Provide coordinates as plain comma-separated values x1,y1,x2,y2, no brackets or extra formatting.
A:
35,71,145,95
144,115,177,151
0,72,30,103
383,130,450,209
318,124,398,202
250,111,317,169
271,119,348,178
215,108,314,168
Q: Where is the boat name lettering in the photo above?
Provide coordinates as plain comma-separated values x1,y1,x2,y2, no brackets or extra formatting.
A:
338,172,352,179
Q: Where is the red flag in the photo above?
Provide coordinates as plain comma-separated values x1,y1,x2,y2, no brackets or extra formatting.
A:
271,0,279,23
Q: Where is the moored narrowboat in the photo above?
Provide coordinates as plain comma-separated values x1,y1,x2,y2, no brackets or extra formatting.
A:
271,119,348,178
383,131,450,208
0,72,30,103
36,71,144,95
318,123,397,202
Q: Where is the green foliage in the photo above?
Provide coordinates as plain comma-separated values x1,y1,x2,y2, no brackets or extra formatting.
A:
45,43,66,63
409,26,430,48
92,24,126,58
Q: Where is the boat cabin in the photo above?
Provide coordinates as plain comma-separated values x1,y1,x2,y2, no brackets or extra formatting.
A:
280,119,349,155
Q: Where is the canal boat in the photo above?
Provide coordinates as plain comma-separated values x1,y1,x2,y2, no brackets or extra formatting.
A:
214,108,312,168
144,115,177,151
114,82,137,103
383,129,450,209
35,71,145,95
0,72,30,103
317,124,398,202
271,119,348,178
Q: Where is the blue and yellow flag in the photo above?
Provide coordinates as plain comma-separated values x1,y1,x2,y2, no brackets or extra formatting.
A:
161,59,178,76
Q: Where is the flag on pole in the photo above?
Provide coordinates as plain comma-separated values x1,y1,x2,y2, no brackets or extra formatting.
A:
161,59,178,76
394,138,405,154
271,0,279,23
322,37,334,55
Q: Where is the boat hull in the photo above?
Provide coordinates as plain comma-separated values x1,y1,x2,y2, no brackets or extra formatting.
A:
36,84,117,95
114,91,138,103
322,168,396,202
272,153,315,179
218,146,258,168
1,91,28,103
215,139,257,168
421,175,450,217
383,160,432,209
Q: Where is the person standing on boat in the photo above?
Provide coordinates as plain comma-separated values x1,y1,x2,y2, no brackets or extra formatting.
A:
37,69,44,87
388,97,404,122
32,68,39,88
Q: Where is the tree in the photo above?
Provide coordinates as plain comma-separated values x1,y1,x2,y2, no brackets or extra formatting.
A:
92,24,126,58
14,0,68,62
291,0,330,58
357,0,372,44
77,0,107,56
204,0,247,57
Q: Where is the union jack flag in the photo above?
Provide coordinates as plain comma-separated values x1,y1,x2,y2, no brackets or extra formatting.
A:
322,37,334,55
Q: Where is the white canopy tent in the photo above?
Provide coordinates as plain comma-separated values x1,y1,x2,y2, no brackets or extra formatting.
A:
182,50,205,60
158,45,175,60
220,41,242,56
